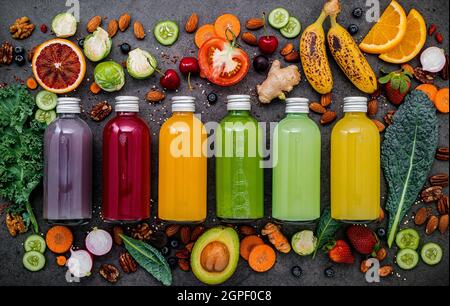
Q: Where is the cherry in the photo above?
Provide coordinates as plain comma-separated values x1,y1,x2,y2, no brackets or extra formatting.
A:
179,57,200,91
258,12,279,55
160,69,180,90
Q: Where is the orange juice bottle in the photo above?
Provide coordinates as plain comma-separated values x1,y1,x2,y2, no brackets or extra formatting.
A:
158,96,207,222
331,97,380,222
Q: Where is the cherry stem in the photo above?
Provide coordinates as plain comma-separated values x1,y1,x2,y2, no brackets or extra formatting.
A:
188,72,193,91
262,12,268,37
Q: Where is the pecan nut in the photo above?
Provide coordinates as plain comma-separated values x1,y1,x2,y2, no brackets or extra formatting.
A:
113,226,124,245
414,67,435,84
384,110,396,126
10,17,35,39
119,252,137,273
165,224,181,237
0,42,13,65
99,264,120,283
414,207,430,225
190,226,205,242
5,213,26,237
425,215,439,235
437,195,449,215
439,214,449,234
90,101,112,122
175,248,190,259
421,186,443,203
185,242,194,253
436,147,449,161
131,223,153,241
27,46,37,62
180,226,191,245
429,173,449,187
178,258,190,271
239,225,256,236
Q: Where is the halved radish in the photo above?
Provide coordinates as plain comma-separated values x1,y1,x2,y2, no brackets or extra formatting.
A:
67,249,93,278
85,228,113,256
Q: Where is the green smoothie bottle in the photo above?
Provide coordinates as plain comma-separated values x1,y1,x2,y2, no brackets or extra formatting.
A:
272,98,321,222
216,95,264,221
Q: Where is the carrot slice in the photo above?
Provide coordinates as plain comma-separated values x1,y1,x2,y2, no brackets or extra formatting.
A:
46,226,73,254
240,235,264,261
26,77,38,90
416,84,438,101
195,24,216,48
434,87,449,113
248,244,276,272
56,255,67,266
214,14,241,40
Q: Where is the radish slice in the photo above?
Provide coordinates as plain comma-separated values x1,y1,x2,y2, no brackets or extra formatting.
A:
85,228,113,256
420,47,446,73
67,249,93,278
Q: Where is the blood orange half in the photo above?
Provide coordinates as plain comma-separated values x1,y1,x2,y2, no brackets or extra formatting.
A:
32,38,86,94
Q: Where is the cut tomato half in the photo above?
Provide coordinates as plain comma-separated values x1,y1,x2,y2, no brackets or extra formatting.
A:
198,37,249,87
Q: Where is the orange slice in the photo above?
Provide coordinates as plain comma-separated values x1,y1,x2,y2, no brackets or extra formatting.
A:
32,38,86,94
379,9,426,63
359,0,407,54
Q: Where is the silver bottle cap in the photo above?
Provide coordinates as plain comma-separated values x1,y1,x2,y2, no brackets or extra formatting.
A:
227,95,251,111
343,96,368,113
115,96,139,112
285,97,309,113
56,97,81,114
172,96,195,112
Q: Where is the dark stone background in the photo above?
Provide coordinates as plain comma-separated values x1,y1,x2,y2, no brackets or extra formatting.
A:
0,0,448,286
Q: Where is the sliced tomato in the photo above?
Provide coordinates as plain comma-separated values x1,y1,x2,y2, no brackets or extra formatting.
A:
198,37,249,87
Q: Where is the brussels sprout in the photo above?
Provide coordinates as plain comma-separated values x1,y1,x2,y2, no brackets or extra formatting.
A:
83,27,112,62
52,13,77,38
291,230,317,256
126,48,157,79
94,61,125,92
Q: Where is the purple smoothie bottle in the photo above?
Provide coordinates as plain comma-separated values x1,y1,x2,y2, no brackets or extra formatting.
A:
43,97,93,225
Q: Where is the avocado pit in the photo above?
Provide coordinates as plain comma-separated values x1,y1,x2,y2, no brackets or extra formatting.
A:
200,241,230,273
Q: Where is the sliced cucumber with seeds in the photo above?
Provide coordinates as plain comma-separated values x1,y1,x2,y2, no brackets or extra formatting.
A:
24,234,46,253
395,228,420,250
36,90,58,111
23,251,46,272
154,20,179,46
421,242,442,266
396,248,419,270
35,109,57,125
268,8,290,29
280,17,301,38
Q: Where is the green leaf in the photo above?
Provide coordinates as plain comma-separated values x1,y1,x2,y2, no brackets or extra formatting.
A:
382,90,438,247
378,74,391,84
390,76,401,90
399,79,409,94
120,234,172,286
313,208,341,259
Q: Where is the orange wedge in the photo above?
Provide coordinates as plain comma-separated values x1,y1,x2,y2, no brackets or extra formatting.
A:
379,9,426,63
359,0,407,54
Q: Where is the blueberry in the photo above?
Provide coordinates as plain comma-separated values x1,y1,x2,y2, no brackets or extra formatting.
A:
14,55,26,66
291,266,303,278
167,257,178,269
120,43,131,54
77,39,84,48
324,267,335,278
160,246,170,256
376,227,386,238
352,7,363,18
169,238,180,249
347,24,359,35
207,92,218,104
14,46,25,56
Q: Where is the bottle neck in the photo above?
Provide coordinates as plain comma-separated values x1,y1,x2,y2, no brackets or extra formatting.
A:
172,111,194,116
228,110,250,116
286,112,308,118
344,112,367,118
58,113,79,118
117,112,138,117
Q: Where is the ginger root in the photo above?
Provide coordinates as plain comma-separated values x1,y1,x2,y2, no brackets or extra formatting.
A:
261,222,291,253
256,60,301,104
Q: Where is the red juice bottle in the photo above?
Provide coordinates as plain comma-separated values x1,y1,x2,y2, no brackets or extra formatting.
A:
102,96,150,222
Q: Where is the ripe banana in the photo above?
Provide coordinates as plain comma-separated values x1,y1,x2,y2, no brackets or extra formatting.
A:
327,15,378,94
300,11,333,94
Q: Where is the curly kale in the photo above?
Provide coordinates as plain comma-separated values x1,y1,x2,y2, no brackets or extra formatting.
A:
0,85,45,233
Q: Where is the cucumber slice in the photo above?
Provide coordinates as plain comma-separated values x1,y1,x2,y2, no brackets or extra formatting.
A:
23,251,46,272
421,242,442,265
154,20,179,46
24,234,46,253
35,109,57,125
36,90,58,111
280,17,301,38
268,8,290,29
396,248,419,270
395,228,420,250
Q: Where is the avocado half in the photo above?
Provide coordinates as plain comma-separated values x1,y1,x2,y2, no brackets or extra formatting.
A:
191,226,239,285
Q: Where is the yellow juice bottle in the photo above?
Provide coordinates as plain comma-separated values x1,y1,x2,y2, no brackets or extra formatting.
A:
331,97,380,222
158,96,207,222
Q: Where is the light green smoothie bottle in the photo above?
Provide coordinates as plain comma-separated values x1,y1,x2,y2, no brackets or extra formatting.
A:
216,95,264,221
272,98,321,222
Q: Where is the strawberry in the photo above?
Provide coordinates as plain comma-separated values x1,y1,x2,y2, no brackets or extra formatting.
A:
378,68,412,105
327,240,355,264
346,225,379,255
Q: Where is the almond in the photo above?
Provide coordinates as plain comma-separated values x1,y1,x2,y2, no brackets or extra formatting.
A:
185,13,199,33
371,119,385,132
145,89,165,103
360,260,372,273
107,19,119,37
437,195,449,215
439,214,448,234
190,226,205,241
119,13,131,32
87,15,102,33
320,111,337,125
165,224,180,237
133,21,145,40
180,226,191,244
425,215,439,235
284,50,300,63
185,242,194,253
378,265,393,277
241,32,258,46
367,99,378,116
178,258,190,271
245,18,264,30
280,43,294,56
309,102,326,114
320,93,332,107
239,225,256,236
414,207,430,225
376,248,387,261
